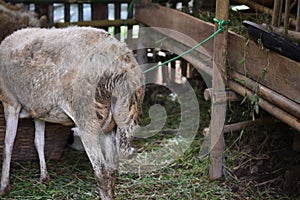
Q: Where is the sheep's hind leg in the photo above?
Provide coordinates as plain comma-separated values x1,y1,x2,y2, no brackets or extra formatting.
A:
79,128,118,200
0,103,21,196
34,119,50,184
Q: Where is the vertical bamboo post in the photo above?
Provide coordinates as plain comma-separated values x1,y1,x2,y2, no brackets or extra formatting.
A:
284,0,291,30
209,0,229,180
136,1,148,72
114,3,121,39
127,2,134,42
272,0,282,27
296,0,300,31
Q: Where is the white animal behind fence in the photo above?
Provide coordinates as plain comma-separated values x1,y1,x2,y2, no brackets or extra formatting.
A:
0,26,144,200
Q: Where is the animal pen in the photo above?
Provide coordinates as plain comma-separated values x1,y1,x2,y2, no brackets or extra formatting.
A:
1,0,300,185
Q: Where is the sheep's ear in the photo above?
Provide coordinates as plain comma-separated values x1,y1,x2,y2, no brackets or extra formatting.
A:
40,15,48,27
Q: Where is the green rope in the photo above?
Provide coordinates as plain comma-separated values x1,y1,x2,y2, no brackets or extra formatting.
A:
125,0,137,26
143,18,230,74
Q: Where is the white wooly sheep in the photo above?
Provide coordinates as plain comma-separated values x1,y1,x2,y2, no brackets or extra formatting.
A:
0,0,42,42
0,26,144,199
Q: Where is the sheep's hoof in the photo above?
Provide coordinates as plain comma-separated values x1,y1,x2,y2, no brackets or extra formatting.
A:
0,184,12,196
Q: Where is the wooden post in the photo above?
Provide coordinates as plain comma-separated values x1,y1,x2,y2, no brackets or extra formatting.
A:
209,0,229,180
92,3,108,21
296,0,300,31
284,0,291,30
293,133,300,152
127,2,133,42
78,3,84,22
272,0,282,27
64,3,70,23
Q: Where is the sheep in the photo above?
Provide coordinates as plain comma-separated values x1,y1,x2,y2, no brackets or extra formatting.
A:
0,26,144,199
0,0,43,42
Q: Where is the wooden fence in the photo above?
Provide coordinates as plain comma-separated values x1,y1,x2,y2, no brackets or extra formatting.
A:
7,0,138,41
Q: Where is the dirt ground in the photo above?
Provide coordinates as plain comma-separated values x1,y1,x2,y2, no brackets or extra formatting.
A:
225,121,300,199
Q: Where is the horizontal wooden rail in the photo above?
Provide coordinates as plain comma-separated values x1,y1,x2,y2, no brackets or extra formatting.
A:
228,80,300,132
52,19,138,28
136,4,300,105
231,71,300,119
5,0,132,4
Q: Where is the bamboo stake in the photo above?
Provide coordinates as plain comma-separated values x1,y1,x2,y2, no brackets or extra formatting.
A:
272,0,282,26
231,71,300,119
204,88,242,102
203,117,274,135
284,0,291,30
209,0,229,180
222,117,274,133
228,80,300,132
296,0,300,31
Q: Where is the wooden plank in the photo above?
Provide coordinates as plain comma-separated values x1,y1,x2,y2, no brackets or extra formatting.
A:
136,4,300,105
136,4,215,55
228,31,300,104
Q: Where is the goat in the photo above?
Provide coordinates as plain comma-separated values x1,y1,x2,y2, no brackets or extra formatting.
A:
0,26,144,199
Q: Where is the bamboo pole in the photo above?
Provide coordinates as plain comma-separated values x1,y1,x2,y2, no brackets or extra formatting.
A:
272,0,282,26
232,0,273,15
284,0,291,30
228,80,300,132
203,117,274,135
204,88,242,102
296,0,300,31
209,0,229,180
270,26,300,40
222,117,274,133
231,71,300,119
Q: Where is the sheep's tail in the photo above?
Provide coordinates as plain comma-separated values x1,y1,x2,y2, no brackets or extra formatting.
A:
112,71,144,158
113,84,144,158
